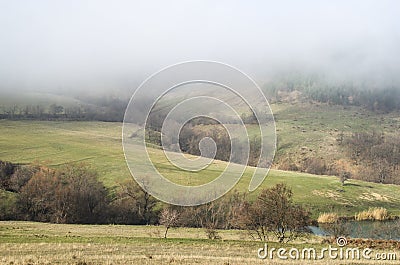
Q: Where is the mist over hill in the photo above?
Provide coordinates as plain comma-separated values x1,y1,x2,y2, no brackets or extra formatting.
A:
0,0,399,98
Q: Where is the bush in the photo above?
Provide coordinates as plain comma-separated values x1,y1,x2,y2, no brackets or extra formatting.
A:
235,183,311,242
302,157,327,175
112,180,159,225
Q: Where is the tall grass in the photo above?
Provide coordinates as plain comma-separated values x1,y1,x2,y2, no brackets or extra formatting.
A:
355,207,389,221
317,212,339,223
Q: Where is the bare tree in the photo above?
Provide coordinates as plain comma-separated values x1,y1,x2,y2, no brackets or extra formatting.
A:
340,171,351,186
159,208,180,238
235,184,311,243
118,179,158,224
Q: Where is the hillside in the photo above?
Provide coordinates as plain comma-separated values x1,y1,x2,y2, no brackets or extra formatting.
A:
271,102,400,169
1,115,400,217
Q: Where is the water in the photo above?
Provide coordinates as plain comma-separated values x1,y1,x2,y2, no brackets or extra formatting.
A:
309,220,400,240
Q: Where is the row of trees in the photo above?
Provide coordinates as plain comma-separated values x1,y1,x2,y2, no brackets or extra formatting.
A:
0,162,157,224
304,86,400,112
0,96,128,122
159,184,311,242
264,74,400,112
0,161,311,242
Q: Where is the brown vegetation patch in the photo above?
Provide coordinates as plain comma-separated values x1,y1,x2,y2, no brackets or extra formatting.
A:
359,192,390,202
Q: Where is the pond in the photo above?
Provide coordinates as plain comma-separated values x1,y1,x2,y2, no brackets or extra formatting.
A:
309,220,400,240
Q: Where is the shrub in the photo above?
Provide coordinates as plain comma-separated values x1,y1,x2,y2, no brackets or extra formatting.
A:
114,179,159,225
235,183,311,242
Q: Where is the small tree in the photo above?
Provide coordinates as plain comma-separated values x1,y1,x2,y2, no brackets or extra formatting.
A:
236,183,310,243
118,179,158,225
58,164,109,224
159,208,180,238
340,171,351,186
195,200,225,239
18,167,59,222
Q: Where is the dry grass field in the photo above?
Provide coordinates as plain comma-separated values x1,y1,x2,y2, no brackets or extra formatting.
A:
1,222,399,265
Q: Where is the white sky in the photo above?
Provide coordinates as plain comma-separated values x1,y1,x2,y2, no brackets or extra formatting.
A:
0,0,399,94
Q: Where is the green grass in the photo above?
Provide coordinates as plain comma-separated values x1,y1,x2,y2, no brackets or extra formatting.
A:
1,119,400,218
0,120,126,188
271,102,400,164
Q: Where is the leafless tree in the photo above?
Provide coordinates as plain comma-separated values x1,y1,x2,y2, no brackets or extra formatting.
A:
159,208,180,238
235,184,311,243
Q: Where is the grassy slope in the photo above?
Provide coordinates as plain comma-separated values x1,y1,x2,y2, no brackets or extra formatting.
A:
272,102,400,167
1,118,400,217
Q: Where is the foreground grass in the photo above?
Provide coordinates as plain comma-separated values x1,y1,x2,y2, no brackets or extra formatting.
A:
1,221,399,265
1,120,400,218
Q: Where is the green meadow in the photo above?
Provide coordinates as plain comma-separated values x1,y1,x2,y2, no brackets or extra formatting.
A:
1,103,400,265
1,116,400,218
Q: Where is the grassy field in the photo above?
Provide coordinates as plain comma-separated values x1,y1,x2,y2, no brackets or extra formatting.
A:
1,103,400,264
272,102,400,168
1,221,399,265
1,118,400,217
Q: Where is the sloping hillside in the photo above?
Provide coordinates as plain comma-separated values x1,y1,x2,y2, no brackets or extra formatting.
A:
1,119,400,217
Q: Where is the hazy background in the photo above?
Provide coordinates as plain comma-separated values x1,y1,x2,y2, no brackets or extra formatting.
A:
0,0,399,97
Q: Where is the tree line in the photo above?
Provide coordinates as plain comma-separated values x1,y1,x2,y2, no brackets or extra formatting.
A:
0,161,310,242
264,74,400,112
0,96,128,122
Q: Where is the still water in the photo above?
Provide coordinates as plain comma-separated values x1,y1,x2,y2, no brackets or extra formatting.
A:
309,220,400,240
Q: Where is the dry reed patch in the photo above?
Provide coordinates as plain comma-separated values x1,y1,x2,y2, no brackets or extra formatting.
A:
355,207,389,221
317,212,339,224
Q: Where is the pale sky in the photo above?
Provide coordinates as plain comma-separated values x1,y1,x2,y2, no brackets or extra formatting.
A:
0,0,399,95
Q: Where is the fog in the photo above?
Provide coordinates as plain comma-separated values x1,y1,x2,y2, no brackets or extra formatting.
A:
0,0,399,96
